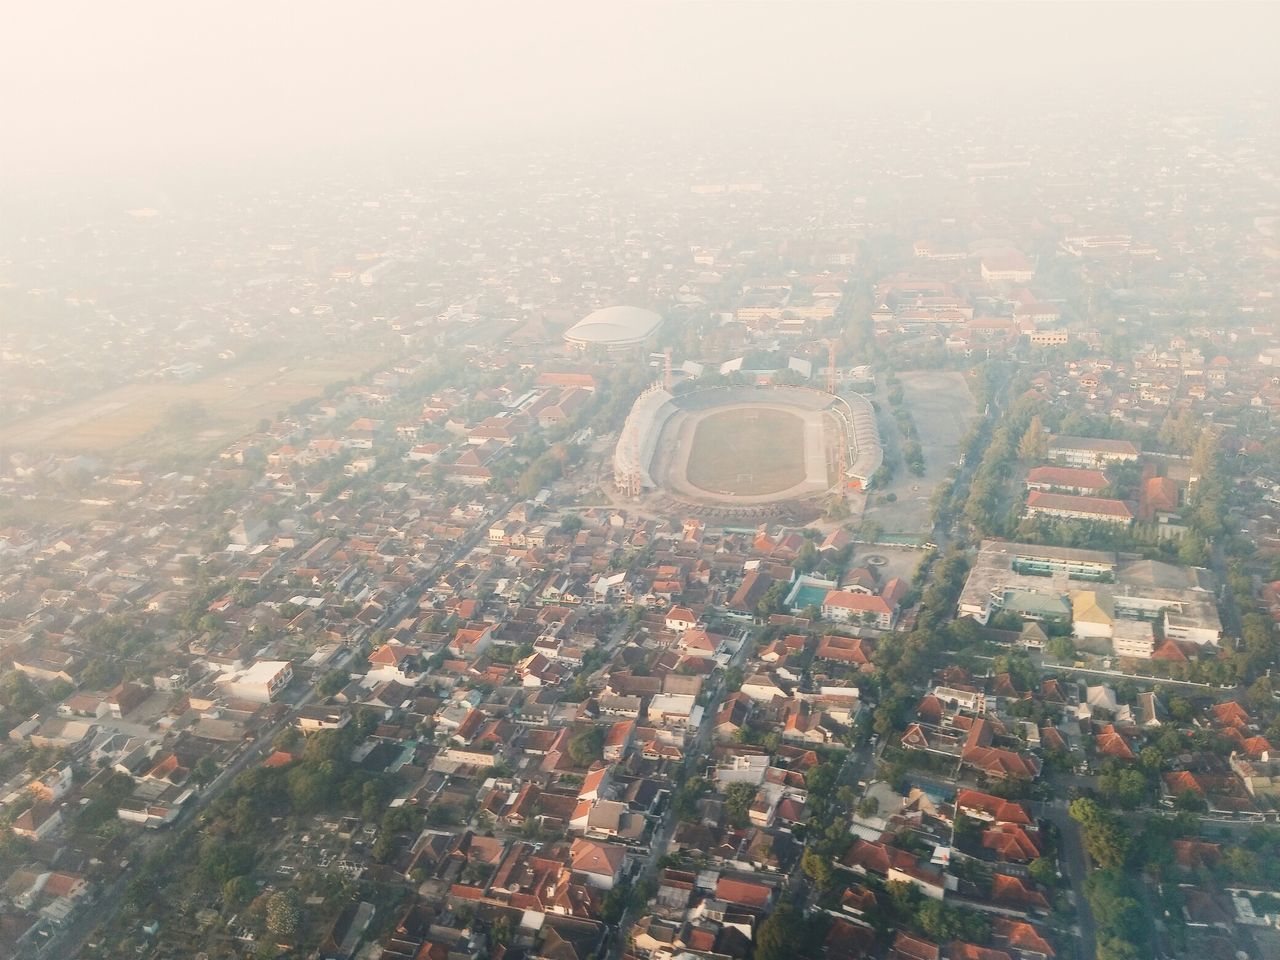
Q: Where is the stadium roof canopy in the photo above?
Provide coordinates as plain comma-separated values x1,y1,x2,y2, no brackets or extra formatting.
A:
564,306,663,347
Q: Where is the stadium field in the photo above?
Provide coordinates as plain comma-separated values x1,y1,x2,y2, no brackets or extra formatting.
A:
684,407,806,496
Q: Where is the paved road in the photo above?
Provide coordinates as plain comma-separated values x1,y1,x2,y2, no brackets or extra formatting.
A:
1041,794,1096,960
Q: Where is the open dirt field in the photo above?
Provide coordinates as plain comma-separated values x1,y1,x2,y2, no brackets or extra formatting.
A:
685,407,807,495
868,370,976,535
0,350,391,457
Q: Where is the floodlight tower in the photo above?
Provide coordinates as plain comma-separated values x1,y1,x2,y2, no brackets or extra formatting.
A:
663,348,673,392
826,339,838,395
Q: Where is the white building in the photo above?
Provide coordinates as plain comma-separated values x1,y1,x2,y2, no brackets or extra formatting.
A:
218,660,293,703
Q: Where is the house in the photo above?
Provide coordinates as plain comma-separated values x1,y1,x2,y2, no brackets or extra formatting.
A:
1070,590,1115,639
602,720,635,762
217,660,293,703
739,673,788,704
105,682,150,718
961,719,1041,780
815,634,875,669
295,705,351,733
989,874,1050,912
955,789,1032,826
889,932,941,960
664,606,698,633
11,804,62,840
842,838,947,900
991,918,1055,958
713,693,752,739
728,571,774,618
569,838,627,890
715,876,774,910
1094,724,1135,761
647,694,700,732
982,823,1042,862
449,625,494,659
821,590,893,629
11,649,82,685
677,627,724,658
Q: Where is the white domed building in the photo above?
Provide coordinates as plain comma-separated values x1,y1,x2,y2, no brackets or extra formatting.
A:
563,306,663,351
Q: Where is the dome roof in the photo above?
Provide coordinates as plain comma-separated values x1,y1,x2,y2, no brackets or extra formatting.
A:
564,306,663,346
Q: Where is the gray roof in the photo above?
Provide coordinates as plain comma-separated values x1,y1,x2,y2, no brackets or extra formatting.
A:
564,306,663,345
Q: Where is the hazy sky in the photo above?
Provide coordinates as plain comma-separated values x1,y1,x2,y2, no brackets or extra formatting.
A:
2,2,1278,184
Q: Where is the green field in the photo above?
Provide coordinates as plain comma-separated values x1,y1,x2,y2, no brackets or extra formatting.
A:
685,407,806,495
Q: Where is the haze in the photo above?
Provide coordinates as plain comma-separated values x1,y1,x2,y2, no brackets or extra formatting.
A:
3,1,1279,184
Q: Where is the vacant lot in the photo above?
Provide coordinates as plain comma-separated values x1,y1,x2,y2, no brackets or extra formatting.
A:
869,370,976,535
686,407,806,496
0,350,391,457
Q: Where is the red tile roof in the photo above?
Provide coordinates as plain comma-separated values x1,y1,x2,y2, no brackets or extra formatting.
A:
956,789,1032,825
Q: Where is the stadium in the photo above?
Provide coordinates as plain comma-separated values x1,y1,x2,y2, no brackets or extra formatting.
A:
614,384,882,520
563,305,664,351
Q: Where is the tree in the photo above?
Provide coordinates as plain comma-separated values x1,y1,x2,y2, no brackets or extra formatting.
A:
1247,676,1275,711
801,849,833,891
1222,845,1261,883
754,904,803,960
266,889,300,937
490,915,512,950
1098,767,1148,810
567,726,604,767
361,779,388,820
1045,635,1075,662
372,832,395,863
757,580,789,619
199,839,255,886
0,672,46,727
317,670,349,697
601,883,630,924
723,782,757,828
222,875,255,910
1018,415,1048,462
1028,856,1057,887
193,755,220,786
796,541,819,575
673,777,708,822
1069,798,1132,869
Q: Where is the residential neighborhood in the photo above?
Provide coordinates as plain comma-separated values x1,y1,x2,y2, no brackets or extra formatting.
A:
3,26,1280,960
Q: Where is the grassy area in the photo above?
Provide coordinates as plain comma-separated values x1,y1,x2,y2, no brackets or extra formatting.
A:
0,347,392,457
0,496,108,526
686,407,806,495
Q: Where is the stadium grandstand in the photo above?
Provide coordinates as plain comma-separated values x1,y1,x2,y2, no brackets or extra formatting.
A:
834,392,883,489
564,305,664,351
613,384,677,495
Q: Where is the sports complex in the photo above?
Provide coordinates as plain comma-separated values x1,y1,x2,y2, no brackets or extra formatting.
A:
614,383,882,520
